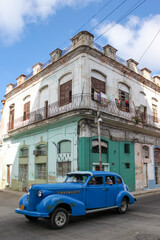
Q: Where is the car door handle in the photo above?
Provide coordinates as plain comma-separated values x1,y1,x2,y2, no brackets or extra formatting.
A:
102,188,108,191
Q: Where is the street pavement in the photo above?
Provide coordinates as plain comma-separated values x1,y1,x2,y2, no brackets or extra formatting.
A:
0,190,160,240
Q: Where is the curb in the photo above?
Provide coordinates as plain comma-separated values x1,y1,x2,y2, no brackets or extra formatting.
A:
131,188,160,197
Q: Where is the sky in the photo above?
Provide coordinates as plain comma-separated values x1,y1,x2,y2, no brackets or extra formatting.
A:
0,0,160,110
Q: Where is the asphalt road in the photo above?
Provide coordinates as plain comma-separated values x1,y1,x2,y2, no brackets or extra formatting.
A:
0,191,160,240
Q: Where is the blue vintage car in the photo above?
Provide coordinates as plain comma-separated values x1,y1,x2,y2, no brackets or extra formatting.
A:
15,171,136,229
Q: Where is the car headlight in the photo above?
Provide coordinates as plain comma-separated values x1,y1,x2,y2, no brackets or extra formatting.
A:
38,190,43,197
27,186,31,196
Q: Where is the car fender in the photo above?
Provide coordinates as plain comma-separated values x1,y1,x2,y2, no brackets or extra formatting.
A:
116,190,135,207
36,194,86,216
19,194,28,208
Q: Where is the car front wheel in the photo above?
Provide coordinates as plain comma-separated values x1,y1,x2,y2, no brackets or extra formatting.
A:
50,208,69,229
117,198,128,214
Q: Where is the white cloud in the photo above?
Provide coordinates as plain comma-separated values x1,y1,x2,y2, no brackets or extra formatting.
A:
96,14,160,74
0,0,99,45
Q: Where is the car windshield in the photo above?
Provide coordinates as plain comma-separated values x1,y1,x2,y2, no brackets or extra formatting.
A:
65,175,88,183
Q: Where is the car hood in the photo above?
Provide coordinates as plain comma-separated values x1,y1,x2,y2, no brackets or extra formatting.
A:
31,182,84,191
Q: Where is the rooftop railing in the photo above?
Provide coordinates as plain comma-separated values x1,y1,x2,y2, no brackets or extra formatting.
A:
8,94,160,132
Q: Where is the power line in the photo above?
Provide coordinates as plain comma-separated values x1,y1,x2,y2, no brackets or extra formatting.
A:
138,29,160,63
58,0,114,49
95,0,146,41
90,0,128,33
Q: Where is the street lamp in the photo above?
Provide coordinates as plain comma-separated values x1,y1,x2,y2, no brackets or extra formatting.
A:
97,112,103,171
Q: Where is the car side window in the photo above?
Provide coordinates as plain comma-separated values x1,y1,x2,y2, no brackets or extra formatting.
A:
117,177,122,184
88,177,103,185
105,176,115,185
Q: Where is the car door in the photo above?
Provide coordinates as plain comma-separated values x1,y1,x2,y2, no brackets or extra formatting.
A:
104,175,118,207
86,176,106,209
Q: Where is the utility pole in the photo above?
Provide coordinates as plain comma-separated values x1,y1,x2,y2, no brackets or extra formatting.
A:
97,112,103,171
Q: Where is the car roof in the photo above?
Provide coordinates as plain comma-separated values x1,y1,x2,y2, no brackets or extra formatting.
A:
67,171,122,178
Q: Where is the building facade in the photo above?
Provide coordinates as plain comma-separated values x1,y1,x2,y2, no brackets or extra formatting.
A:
1,31,160,192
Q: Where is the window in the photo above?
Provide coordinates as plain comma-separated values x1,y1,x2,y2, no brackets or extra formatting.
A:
60,80,72,107
44,100,48,118
152,104,158,122
23,101,30,121
9,104,14,130
35,163,46,179
92,140,108,154
59,140,71,154
19,147,28,158
88,176,103,185
117,177,122,184
119,90,129,112
105,176,115,184
36,144,47,156
124,144,130,154
57,161,71,177
91,77,106,101
19,164,28,181
125,163,130,169
143,146,149,158
154,148,160,185
94,165,104,171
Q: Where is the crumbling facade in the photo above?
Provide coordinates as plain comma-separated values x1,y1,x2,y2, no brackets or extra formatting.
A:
1,31,160,191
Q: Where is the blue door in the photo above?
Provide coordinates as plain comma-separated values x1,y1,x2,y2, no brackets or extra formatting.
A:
86,176,106,209
105,175,118,207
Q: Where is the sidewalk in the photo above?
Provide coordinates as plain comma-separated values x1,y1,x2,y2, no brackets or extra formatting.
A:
131,187,160,197
1,187,160,197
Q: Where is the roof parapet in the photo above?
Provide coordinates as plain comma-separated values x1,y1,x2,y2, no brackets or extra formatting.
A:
49,48,62,63
32,62,43,76
126,59,139,73
71,31,94,50
141,68,152,81
103,44,117,61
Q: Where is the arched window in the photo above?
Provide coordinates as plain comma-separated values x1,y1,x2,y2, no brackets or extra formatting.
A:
91,70,106,102
57,140,71,176
118,83,130,112
92,139,108,154
19,147,28,158
59,73,72,107
9,104,15,130
36,144,47,156
23,95,31,121
142,146,149,158
59,140,71,154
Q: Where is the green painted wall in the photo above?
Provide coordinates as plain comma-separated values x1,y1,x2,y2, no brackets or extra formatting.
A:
79,136,135,191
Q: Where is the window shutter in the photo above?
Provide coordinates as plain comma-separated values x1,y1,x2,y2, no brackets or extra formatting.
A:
60,80,72,106
91,77,105,93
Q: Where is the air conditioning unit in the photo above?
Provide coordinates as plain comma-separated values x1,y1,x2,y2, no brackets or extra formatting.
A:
33,150,41,156
35,114,42,121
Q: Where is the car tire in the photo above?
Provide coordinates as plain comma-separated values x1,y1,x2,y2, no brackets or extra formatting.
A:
117,198,128,214
25,215,39,221
50,208,69,229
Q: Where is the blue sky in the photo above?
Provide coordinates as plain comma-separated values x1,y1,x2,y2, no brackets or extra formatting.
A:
0,0,160,110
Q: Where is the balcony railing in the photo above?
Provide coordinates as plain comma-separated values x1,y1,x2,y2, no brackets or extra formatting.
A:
8,94,160,131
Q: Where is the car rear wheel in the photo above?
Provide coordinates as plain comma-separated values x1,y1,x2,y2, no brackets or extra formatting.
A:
25,215,38,221
50,208,69,229
117,198,128,214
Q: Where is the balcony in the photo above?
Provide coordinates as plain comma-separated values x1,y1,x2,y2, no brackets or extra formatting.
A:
8,94,160,132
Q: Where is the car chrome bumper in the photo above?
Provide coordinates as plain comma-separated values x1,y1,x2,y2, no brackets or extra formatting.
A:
15,208,48,218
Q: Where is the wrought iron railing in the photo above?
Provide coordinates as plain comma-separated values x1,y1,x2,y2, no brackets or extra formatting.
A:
8,94,160,131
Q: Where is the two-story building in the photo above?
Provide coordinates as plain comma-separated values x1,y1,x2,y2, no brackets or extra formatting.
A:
1,31,160,192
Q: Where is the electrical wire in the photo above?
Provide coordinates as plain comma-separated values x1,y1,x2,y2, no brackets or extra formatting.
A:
58,0,114,49
138,29,160,63
95,0,146,41
89,0,128,32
